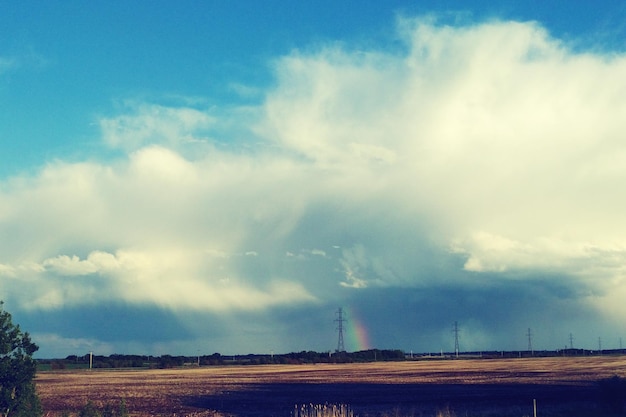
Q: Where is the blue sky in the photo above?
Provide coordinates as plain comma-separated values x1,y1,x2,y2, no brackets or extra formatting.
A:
2,1,626,358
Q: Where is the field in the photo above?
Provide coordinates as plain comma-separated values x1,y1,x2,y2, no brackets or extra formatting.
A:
36,356,626,417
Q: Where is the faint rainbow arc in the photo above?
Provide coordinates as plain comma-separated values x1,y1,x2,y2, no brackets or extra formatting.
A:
342,307,371,351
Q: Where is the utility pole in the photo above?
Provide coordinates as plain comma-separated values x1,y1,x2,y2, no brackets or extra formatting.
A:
453,321,460,358
335,307,346,352
527,328,533,356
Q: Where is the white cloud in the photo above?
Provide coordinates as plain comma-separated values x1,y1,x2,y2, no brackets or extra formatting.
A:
452,232,626,283
43,255,100,276
2,248,317,311
310,249,327,257
261,18,626,320
2,18,626,329
100,103,214,152
228,82,264,99
0,263,16,278
339,245,369,289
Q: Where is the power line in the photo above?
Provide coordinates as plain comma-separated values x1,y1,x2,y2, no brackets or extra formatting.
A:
453,321,460,358
335,307,346,353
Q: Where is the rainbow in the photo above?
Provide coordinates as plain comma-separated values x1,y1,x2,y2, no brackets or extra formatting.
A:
344,307,371,351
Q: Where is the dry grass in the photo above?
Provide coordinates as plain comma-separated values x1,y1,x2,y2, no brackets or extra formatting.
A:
293,404,354,417
36,356,626,417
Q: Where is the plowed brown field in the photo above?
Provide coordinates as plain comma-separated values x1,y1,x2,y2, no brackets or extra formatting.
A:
36,356,626,417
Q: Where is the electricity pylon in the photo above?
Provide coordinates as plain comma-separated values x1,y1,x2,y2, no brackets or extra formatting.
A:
335,307,346,352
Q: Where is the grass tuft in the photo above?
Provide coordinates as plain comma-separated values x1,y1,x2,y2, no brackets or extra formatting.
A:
294,403,355,417
434,405,455,417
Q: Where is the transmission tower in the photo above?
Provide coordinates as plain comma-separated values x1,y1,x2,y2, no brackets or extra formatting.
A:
527,328,533,356
452,321,460,358
569,333,574,349
335,307,346,352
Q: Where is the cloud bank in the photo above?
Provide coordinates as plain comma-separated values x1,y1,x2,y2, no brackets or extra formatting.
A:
2,18,626,355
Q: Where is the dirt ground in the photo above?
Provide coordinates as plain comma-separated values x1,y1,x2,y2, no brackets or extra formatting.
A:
36,356,626,417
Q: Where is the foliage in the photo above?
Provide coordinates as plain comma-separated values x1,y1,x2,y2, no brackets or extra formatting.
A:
0,301,42,417
157,354,186,368
77,400,128,417
38,349,410,370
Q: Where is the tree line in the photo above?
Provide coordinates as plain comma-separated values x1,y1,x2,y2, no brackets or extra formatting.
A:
37,349,406,369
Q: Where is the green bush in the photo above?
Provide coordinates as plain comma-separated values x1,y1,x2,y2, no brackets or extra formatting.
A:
0,301,42,417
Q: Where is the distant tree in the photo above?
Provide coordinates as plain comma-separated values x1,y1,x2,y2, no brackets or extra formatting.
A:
0,301,42,417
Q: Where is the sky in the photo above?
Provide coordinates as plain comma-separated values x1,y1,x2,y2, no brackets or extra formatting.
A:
2,1,626,358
